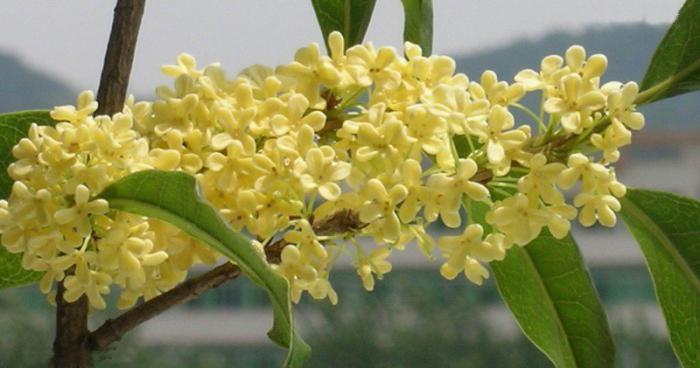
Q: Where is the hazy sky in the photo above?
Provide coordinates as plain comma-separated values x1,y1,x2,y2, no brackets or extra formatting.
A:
1,1,685,97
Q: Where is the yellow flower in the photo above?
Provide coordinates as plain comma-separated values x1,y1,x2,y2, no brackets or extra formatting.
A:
218,190,258,232
306,277,338,305
469,70,525,106
359,179,407,242
284,219,328,260
545,200,577,239
515,54,566,93
346,42,401,88
422,178,461,228
563,45,608,82
50,91,98,125
404,105,449,159
425,158,489,228
275,222,338,304
400,42,463,90
397,224,435,260
253,143,297,194
255,195,304,240
275,245,319,285
276,42,342,108
8,136,40,181
426,85,489,136
543,74,606,134
351,104,416,165
558,153,609,192
54,185,109,237
295,146,350,201
161,53,201,78
269,93,326,136
574,193,621,227
0,34,648,308
590,120,632,163
486,193,550,246
518,153,566,204
472,105,528,166
276,124,316,158
204,138,257,193
62,251,112,309
353,247,392,291
438,224,505,284
603,81,645,130
394,159,424,223
7,182,54,227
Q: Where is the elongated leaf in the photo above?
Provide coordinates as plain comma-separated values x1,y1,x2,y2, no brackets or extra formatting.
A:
310,0,377,50
401,0,433,55
100,170,309,367
0,110,54,289
638,0,700,104
620,189,700,367
467,200,615,368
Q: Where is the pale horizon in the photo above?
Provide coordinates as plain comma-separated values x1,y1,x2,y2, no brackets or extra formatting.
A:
0,1,684,97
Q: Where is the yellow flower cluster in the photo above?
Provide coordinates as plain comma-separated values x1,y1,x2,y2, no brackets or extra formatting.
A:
0,93,218,309
0,33,643,308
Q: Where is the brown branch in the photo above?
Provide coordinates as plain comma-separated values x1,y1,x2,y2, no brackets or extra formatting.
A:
87,238,290,352
51,281,91,368
311,208,366,235
472,170,494,185
88,262,242,351
95,0,146,116
52,1,145,366
87,208,366,352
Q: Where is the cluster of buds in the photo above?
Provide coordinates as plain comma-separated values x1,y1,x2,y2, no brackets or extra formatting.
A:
0,32,643,308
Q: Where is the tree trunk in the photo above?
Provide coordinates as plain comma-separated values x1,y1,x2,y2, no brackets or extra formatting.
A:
50,283,91,368
50,1,145,366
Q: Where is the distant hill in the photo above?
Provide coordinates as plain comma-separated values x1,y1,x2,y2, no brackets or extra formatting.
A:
454,23,699,130
0,23,697,130
0,52,75,113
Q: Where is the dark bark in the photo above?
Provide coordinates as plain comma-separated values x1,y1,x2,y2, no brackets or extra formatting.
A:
85,208,365,352
88,263,242,351
51,1,145,366
95,0,146,116
50,283,91,368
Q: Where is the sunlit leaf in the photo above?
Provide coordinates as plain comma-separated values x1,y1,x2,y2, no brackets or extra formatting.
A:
401,0,433,55
310,0,377,50
620,189,700,366
638,0,700,104
467,200,615,368
100,170,310,367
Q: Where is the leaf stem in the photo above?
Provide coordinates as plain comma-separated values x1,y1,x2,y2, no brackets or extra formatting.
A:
512,102,545,132
636,57,700,105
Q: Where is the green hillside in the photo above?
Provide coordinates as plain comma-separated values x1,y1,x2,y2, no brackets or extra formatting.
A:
454,23,698,130
0,52,75,113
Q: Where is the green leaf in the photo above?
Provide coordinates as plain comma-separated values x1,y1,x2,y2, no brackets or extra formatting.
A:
310,0,377,50
0,110,55,198
401,0,433,55
0,110,55,289
99,170,310,367
0,247,42,289
637,0,700,104
467,200,615,368
619,189,700,367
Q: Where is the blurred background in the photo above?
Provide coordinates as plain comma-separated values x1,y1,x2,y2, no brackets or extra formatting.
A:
1,1,698,367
